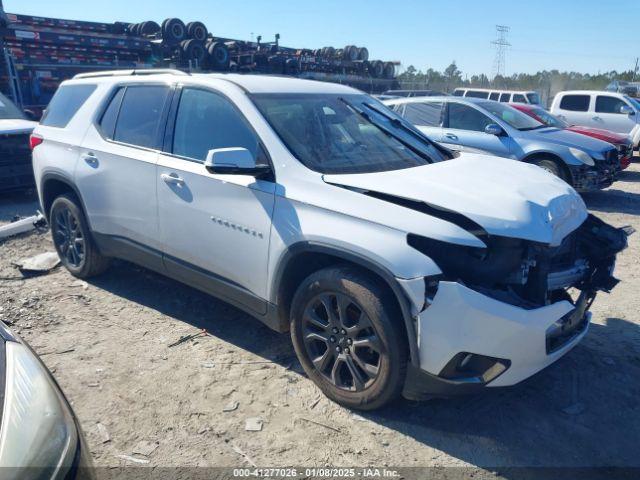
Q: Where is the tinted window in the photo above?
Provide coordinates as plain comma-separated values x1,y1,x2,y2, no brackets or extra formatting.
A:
40,84,96,128
499,93,511,102
559,95,590,112
173,88,260,162
489,92,500,101
99,87,125,139
452,90,465,97
447,103,493,131
512,94,527,103
465,90,490,99
114,85,170,148
403,102,443,127
596,96,628,114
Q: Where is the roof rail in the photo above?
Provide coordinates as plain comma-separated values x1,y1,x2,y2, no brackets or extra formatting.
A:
73,69,189,79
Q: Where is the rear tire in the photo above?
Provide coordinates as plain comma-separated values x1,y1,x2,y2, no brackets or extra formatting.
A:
290,266,407,410
50,194,110,279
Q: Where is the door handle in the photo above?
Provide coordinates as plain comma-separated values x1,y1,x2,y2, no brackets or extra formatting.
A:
592,116,602,121
161,173,185,186
82,153,98,166
444,133,458,141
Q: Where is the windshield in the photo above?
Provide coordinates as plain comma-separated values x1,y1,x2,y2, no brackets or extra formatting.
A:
624,96,640,110
477,101,545,131
252,93,447,174
529,106,568,128
0,93,26,120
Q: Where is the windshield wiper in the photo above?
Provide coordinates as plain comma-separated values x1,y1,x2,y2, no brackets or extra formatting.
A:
339,97,434,163
519,125,548,131
361,101,453,159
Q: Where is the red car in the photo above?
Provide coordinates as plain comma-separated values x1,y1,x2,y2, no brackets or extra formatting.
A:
511,103,633,170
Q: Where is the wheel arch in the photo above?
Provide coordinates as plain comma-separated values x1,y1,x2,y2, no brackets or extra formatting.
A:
271,242,420,366
522,151,573,183
40,173,91,228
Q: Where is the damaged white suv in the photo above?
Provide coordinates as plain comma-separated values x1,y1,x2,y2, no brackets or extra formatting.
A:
31,70,629,410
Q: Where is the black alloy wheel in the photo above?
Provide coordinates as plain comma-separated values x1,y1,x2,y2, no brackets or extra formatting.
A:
52,204,85,268
302,292,382,391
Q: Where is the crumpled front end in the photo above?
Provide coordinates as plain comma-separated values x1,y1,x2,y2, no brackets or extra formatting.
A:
569,149,620,192
404,214,631,398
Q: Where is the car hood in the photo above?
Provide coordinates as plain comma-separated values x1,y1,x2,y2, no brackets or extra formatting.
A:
567,125,631,145
323,153,587,246
0,119,38,135
524,126,616,155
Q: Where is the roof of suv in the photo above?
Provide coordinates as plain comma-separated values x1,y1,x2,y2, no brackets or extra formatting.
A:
69,70,360,95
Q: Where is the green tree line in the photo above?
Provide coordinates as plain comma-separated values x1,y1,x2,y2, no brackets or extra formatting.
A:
397,62,638,105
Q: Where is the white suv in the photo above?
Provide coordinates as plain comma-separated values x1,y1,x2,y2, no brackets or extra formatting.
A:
550,90,640,148
30,70,628,410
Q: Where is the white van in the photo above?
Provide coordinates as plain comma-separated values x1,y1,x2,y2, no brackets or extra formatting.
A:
550,91,640,148
452,88,541,105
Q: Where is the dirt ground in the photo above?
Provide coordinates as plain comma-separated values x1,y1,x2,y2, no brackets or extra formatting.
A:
1,161,639,473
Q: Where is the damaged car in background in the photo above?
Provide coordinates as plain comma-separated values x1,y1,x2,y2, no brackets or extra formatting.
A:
32,72,631,410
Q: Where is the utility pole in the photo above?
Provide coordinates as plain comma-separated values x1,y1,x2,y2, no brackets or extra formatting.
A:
491,25,511,81
633,57,639,81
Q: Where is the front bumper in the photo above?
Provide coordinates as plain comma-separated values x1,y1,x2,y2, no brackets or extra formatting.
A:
569,163,615,192
403,281,590,399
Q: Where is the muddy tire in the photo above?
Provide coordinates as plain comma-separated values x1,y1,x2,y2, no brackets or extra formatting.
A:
50,194,110,279
290,266,407,410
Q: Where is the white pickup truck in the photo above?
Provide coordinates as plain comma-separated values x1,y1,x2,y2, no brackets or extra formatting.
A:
0,92,38,193
550,90,640,149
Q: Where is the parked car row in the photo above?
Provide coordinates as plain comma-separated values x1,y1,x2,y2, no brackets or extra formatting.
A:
384,95,623,192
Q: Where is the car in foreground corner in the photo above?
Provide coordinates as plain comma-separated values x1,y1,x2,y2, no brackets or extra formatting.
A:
0,322,93,477
0,92,38,193
384,96,621,192
511,103,633,171
31,71,629,410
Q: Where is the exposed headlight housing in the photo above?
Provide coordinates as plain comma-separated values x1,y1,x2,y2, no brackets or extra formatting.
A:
569,147,595,166
0,341,78,474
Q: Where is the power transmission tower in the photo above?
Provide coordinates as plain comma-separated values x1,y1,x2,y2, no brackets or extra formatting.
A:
491,25,511,80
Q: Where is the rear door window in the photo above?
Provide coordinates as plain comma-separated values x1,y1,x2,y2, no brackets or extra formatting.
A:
595,96,628,114
512,94,527,103
40,84,97,128
113,85,171,149
402,102,443,126
499,93,511,102
489,92,500,101
559,95,590,112
452,89,465,97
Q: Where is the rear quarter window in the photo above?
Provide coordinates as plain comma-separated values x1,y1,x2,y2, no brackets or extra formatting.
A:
559,95,590,112
40,84,97,128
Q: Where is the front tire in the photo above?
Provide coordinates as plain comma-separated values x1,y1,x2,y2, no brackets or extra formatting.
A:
532,157,567,182
50,194,110,278
290,266,407,410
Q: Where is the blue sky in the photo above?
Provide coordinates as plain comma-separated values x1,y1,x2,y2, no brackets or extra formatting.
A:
5,0,639,76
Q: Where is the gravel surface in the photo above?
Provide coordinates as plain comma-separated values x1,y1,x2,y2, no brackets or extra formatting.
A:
1,163,639,471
